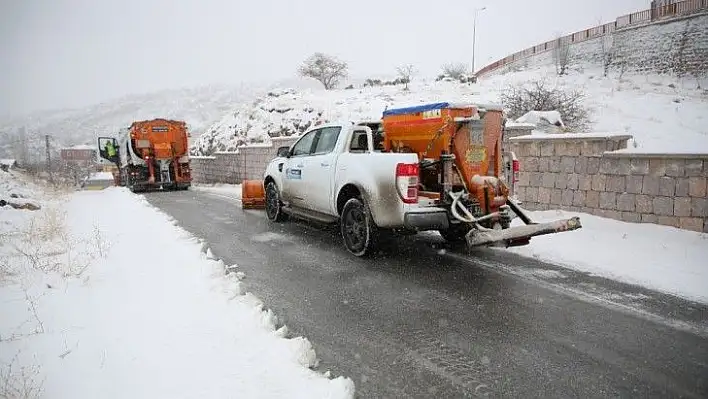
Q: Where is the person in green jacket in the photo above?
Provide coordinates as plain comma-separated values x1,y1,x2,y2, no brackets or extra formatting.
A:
104,140,117,161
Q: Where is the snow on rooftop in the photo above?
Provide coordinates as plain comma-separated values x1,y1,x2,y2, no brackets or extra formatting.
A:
193,64,708,155
64,144,97,150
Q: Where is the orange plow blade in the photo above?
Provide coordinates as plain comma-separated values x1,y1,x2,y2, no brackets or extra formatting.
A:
241,180,266,209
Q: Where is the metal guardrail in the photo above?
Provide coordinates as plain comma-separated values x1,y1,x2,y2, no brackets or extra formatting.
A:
476,0,708,77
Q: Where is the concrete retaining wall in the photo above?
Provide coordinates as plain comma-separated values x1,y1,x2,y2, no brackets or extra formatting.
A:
509,134,708,233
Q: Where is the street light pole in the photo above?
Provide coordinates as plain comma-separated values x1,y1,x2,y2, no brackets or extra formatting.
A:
472,6,486,75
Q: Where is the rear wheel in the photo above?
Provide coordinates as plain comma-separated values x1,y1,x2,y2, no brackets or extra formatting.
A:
265,181,288,222
340,197,379,257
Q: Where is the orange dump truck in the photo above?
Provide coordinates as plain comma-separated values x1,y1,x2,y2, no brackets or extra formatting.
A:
98,118,192,192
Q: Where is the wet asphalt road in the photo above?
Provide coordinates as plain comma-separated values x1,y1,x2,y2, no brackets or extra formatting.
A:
145,189,708,399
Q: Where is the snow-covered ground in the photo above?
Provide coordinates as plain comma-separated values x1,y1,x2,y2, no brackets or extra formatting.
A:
0,173,354,398
192,64,708,155
506,209,708,304
190,183,243,200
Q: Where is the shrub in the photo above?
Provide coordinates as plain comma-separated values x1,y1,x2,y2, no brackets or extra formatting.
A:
500,80,590,132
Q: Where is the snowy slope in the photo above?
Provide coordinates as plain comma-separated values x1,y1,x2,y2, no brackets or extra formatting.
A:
0,84,259,160
192,65,708,155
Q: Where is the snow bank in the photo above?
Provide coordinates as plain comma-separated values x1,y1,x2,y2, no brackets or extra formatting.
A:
506,209,708,304
191,183,243,200
193,64,708,155
0,186,355,398
1,170,48,212
515,110,565,128
1,170,40,199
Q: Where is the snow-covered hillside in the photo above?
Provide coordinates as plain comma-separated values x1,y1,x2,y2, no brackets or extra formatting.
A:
0,84,259,160
192,65,708,155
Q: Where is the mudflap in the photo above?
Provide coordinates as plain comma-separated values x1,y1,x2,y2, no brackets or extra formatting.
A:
465,216,582,248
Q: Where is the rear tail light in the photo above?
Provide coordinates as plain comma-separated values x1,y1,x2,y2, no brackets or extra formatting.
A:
395,162,419,204
512,159,519,183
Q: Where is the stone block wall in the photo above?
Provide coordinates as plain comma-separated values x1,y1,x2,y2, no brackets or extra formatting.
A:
189,136,298,184
612,13,708,77
509,134,708,233
477,2,708,79
189,156,216,183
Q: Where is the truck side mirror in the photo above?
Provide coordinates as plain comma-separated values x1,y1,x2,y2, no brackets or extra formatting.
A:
276,146,290,158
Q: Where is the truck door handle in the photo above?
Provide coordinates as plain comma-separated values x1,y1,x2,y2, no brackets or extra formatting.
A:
320,162,330,167
296,164,303,168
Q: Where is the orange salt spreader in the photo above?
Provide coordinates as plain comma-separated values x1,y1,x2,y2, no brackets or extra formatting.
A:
380,101,581,248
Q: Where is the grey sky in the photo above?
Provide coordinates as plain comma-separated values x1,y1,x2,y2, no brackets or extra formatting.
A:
1,0,649,117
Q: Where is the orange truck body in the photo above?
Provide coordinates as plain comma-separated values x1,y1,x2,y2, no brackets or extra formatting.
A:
116,118,192,191
381,103,509,218
128,119,190,160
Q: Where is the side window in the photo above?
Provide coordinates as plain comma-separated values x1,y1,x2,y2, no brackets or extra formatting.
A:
291,129,318,156
313,127,342,154
349,130,369,152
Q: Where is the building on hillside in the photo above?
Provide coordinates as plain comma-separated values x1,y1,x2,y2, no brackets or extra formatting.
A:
60,145,100,186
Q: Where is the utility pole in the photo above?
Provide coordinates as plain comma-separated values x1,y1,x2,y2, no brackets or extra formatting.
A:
472,6,487,75
45,134,53,184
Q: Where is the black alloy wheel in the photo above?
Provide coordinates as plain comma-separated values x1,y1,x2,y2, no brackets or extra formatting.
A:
340,197,378,257
265,181,287,222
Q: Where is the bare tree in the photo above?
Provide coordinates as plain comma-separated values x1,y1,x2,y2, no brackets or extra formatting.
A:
553,34,570,75
10,127,30,168
595,19,615,77
671,20,692,81
600,34,614,77
396,64,416,90
501,80,590,132
298,52,348,90
441,63,468,80
692,47,707,89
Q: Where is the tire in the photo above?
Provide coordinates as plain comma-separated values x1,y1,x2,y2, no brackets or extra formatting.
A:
438,223,472,243
340,197,379,257
265,181,288,222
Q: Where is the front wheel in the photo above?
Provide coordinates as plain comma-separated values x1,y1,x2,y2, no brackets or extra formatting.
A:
265,181,288,222
340,197,379,257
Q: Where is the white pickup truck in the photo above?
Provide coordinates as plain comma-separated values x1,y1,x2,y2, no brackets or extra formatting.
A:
262,121,453,256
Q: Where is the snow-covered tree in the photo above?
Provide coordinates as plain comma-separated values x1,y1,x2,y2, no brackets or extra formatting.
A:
298,53,348,90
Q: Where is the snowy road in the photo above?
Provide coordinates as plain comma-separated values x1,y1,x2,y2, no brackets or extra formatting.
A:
146,190,708,398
